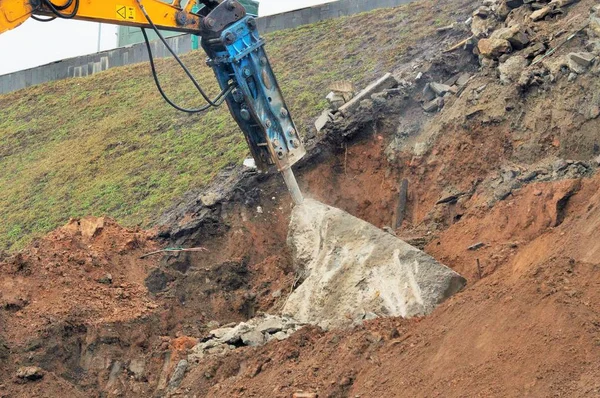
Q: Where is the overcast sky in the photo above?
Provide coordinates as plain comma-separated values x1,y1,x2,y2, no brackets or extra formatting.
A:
0,0,336,75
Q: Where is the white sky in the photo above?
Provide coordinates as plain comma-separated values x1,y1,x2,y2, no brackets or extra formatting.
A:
0,0,336,75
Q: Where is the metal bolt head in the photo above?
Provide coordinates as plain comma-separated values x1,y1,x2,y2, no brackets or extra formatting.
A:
247,17,257,30
226,0,236,10
291,139,300,148
205,18,215,28
243,68,252,77
272,138,280,146
288,128,297,136
224,32,236,45
280,108,288,118
265,119,272,128
232,88,244,103
240,109,251,120
260,56,267,66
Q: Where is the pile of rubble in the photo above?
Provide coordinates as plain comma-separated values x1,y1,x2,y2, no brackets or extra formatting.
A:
187,314,304,364
314,72,401,132
471,1,599,84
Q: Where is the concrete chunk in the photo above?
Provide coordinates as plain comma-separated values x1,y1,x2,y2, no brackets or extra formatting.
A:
241,329,266,347
568,52,595,67
315,109,332,132
256,317,285,334
283,200,466,328
429,82,452,96
339,73,397,117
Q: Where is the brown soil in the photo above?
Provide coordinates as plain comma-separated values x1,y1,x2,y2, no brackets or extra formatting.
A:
2,0,600,396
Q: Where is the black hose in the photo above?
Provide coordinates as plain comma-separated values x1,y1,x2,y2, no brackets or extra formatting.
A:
141,28,232,114
39,0,79,19
137,2,230,107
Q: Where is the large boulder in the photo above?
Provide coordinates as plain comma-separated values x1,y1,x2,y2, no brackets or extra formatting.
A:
283,200,466,328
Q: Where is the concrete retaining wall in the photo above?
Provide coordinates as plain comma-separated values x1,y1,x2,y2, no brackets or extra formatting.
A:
0,0,413,95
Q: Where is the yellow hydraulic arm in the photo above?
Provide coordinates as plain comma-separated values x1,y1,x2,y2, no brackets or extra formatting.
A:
0,0,201,35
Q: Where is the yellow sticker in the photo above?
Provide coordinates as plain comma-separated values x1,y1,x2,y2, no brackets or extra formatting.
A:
116,5,136,20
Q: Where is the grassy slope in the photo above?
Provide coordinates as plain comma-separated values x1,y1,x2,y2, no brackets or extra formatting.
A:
0,0,455,251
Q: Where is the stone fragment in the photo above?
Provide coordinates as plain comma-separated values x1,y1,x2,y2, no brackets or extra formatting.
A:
293,393,317,398
491,25,530,50
422,83,436,101
568,52,595,67
499,55,529,84
326,91,345,111
168,360,188,391
456,73,472,86
567,55,588,74
209,327,234,340
339,73,397,117
587,105,600,120
243,158,256,169
471,15,496,37
220,322,252,344
478,38,512,59
497,2,512,19
531,6,551,21
422,97,443,113
16,366,44,382
523,42,546,59
314,109,332,132
283,200,466,328
241,330,265,347
128,359,146,381
591,12,600,37
329,81,355,103
256,317,285,334
79,217,105,239
273,331,288,341
97,273,113,285
429,82,452,96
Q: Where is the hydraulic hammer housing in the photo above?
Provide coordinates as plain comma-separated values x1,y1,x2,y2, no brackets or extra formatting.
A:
199,1,306,174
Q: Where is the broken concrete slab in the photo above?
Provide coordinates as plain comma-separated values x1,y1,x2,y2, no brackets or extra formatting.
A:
339,73,397,117
283,200,466,328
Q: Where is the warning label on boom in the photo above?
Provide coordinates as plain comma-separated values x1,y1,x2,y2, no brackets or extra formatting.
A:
116,5,136,20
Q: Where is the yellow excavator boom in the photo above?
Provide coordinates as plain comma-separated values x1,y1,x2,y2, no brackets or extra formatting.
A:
0,0,201,34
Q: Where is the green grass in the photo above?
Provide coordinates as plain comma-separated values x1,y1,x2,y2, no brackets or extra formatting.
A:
0,0,467,251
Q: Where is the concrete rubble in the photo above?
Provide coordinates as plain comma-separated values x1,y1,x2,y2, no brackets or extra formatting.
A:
338,73,398,117
187,314,304,364
282,199,467,328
